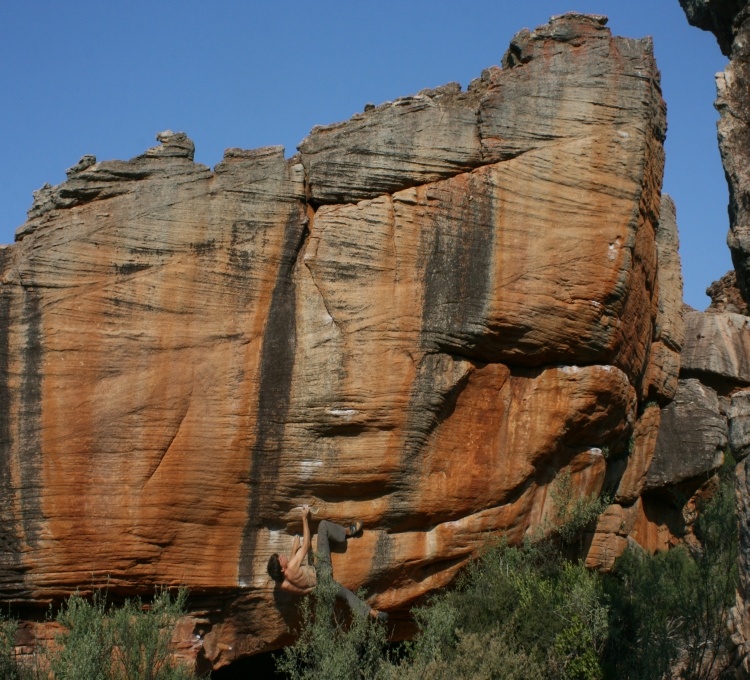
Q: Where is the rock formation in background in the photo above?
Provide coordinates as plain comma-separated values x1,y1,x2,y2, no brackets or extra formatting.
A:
680,2,750,673
707,269,749,313
0,13,705,670
680,0,746,55
680,0,750,301
678,306,750,673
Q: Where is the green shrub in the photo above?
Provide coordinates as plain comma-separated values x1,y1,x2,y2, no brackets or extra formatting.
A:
603,545,696,679
48,590,111,680
551,469,609,545
108,589,194,680
682,462,738,679
389,629,546,680
1,588,196,680
276,575,390,680
277,460,739,680
0,613,25,680
337,538,606,680
603,456,739,680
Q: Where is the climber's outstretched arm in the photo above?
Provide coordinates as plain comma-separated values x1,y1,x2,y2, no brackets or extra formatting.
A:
287,505,311,573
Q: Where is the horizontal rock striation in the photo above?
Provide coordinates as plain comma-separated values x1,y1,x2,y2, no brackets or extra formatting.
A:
682,309,750,388
645,379,727,490
0,14,679,669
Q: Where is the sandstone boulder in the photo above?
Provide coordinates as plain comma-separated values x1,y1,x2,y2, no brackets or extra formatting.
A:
707,270,749,314
644,379,727,491
681,310,750,389
615,403,662,504
585,502,641,571
0,14,673,669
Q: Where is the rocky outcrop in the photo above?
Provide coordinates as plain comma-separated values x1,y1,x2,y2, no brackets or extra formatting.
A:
588,365,733,570
645,379,727,489
680,0,750,303
642,194,685,403
0,14,678,669
680,0,746,56
707,270,749,314
681,309,750,389
584,194,689,571
657,300,750,672
670,306,750,674
677,4,750,673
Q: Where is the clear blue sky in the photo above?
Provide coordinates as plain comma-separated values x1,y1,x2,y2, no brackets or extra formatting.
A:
0,2,729,309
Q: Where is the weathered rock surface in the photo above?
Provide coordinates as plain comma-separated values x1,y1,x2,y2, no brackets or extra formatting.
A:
641,195,685,402
654,196,685,352
584,503,641,571
614,403,662,504
735,454,750,675
680,5,750,672
729,389,750,460
645,379,727,490
707,269,749,314
0,14,677,669
681,0,750,303
589,375,728,571
681,310,750,389
680,0,746,56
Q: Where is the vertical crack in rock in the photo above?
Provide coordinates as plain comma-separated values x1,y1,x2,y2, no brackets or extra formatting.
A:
18,287,44,549
238,213,308,585
142,385,194,490
302,210,339,331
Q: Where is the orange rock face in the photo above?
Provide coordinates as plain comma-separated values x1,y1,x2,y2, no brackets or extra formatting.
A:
0,14,677,669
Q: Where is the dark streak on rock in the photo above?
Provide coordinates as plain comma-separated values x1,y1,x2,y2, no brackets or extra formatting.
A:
403,355,471,465
420,175,494,359
386,179,494,528
387,352,473,530
0,274,23,597
229,221,252,273
18,288,44,548
368,531,394,582
191,239,217,255
114,262,151,276
238,211,307,584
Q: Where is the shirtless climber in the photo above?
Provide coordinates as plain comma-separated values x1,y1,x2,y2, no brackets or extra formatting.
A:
267,505,388,622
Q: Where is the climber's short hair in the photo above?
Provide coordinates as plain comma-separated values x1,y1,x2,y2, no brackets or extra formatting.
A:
267,553,283,583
